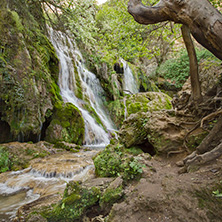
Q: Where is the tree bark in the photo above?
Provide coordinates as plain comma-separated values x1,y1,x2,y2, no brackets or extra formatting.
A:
128,0,222,60
181,25,202,102
197,115,222,155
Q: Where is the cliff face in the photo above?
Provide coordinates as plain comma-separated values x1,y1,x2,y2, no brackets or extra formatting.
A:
0,0,84,144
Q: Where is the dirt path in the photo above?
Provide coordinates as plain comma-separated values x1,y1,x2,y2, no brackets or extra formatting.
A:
108,155,222,222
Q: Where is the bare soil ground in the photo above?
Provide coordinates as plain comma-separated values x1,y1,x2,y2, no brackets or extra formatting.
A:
107,154,222,222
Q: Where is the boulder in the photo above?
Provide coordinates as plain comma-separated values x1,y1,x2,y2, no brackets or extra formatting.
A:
45,103,85,145
125,92,172,117
119,111,190,154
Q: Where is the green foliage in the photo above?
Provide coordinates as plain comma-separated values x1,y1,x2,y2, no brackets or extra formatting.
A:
64,0,98,49
0,146,11,173
126,147,144,156
95,0,179,65
93,143,145,181
157,48,218,88
212,189,222,198
209,0,221,11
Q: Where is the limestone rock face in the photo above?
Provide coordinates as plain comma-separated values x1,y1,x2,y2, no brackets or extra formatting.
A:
0,1,59,142
119,111,187,154
108,92,172,129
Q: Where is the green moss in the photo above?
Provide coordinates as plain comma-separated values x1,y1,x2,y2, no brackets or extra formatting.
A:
187,131,209,151
100,186,123,209
45,103,85,145
126,146,144,155
0,146,11,173
73,64,83,100
43,181,101,221
108,99,125,128
0,2,60,142
126,92,172,116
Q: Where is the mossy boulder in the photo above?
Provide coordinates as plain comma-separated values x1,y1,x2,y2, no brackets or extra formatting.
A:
45,103,85,145
108,92,172,128
99,177,124,211
126,92,172,117
43,181,101,221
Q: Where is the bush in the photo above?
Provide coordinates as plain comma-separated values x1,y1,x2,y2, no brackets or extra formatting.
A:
93,143,145,181
157,49,217,88
0,146,11,173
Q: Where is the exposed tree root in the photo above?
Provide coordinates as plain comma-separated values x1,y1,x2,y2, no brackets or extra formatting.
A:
167,150,186,158
178,142,222,174
200,108,222,128
178,115,222,173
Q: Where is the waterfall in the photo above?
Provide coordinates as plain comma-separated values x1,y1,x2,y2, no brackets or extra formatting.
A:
120,59,138,119
121,58,138,94
48,28,115,146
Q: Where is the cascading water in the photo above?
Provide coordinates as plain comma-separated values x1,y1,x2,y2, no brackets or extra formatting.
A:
49,28,115,146
0,149,97,221
120,59,138,119
121,58,138,95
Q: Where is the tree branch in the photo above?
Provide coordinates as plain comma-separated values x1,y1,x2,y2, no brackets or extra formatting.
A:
128,0,170,24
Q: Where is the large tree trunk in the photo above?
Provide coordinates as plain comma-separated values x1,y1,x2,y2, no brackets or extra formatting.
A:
128,0,222,60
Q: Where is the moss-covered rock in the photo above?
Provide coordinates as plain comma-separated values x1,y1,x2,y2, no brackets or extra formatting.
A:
108,99,125,128
126,92,172,117
45,103,85,145
0,0,60,142
43,181,101,222
108,92,172,129
99,177,124,210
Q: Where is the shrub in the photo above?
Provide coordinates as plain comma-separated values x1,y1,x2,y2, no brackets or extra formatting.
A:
93,143,145,181
157,49,217,88
0,146,11,173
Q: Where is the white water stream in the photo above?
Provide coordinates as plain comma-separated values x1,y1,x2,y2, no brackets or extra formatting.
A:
121,58,138,95
0,29,140,221
49,27,115,146
121,59,138,119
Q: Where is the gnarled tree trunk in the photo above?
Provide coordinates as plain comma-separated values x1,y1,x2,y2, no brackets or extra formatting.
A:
128,0,222,60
